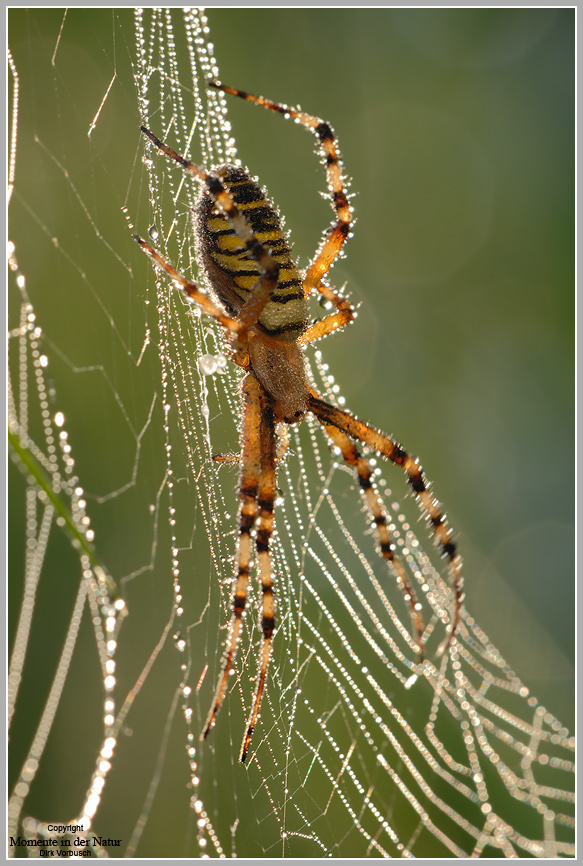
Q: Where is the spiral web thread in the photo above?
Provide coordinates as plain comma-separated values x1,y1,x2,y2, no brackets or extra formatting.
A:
7,252,128,847
8,8,574,858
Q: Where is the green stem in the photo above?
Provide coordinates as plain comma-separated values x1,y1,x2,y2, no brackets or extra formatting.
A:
8,427,120,599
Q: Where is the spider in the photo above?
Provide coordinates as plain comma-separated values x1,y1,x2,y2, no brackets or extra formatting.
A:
134,81,464,763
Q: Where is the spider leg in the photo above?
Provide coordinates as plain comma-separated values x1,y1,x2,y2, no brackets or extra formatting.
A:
239,387,278,763
213,452,240,465
201,375,262,742
208,83,352,295
139,127,280,355
317,420,425,660
307,395,463,653
299,281,355,346
133,235,241,337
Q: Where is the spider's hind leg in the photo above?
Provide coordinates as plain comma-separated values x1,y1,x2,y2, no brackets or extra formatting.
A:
208,81,353,296
299,282,356,346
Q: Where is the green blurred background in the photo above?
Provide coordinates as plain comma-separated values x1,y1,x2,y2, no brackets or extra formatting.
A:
8,8,574,857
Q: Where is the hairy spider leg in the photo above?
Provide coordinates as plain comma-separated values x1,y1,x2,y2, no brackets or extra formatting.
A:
208,83,354,311
202,375,263,741
240,384,278,762
318,419,425,661
133,235,242,337
308,395,463,652
298,282,355,346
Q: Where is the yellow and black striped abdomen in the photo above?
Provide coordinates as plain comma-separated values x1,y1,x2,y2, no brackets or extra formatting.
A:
194,165,308,342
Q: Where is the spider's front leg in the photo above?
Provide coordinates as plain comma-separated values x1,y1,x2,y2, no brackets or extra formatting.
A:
308,395,464,653
202,375,278,763
318,419,426,660
202,375,262,742
239,383,278,762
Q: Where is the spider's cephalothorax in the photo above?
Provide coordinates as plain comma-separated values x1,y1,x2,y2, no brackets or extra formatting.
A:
134,81,464,763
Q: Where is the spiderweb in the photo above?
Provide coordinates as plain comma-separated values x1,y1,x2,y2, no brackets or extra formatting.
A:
8,8,574,859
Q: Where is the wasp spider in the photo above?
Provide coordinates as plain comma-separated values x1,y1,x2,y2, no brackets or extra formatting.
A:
134,81,464,763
